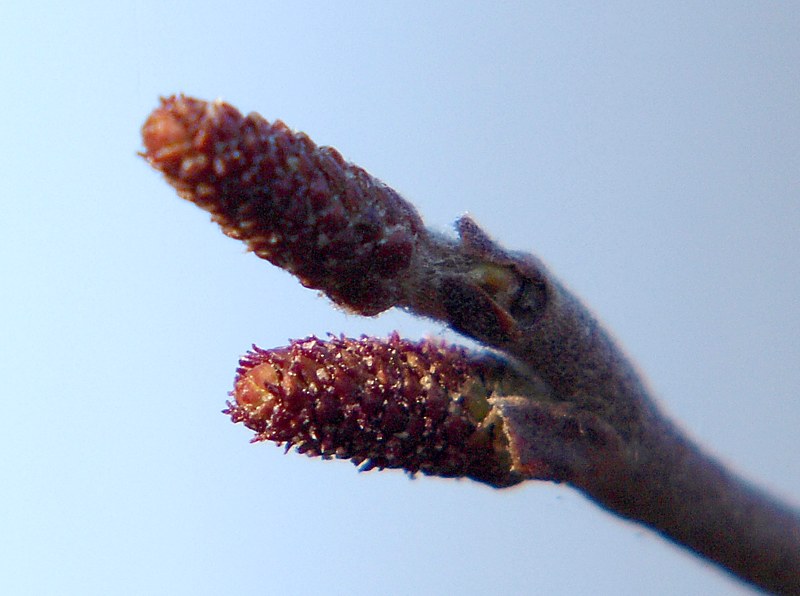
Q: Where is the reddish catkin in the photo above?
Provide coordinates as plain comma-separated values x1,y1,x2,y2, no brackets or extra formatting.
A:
141,95,425,315
225,334,524,487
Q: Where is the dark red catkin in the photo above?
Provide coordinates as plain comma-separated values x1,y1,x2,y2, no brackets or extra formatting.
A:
225,334,525,487
141,95,425,315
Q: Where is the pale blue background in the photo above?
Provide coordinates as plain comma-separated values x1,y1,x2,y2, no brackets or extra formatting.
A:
2,2,798,595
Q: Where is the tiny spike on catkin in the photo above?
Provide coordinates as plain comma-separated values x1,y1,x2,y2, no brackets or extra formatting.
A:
141,95,425,315
224,334,528,487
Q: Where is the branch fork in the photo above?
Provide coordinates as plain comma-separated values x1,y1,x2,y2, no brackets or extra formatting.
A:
142,95,799,594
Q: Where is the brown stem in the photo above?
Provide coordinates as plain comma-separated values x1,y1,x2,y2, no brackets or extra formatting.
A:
591,415,800,595
403,215,800,594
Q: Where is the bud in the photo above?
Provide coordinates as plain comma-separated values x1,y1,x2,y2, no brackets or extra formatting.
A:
141,95,425,315
225,334,524,487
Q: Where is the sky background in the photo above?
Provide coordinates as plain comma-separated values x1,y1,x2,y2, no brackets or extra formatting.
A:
2,2,798,595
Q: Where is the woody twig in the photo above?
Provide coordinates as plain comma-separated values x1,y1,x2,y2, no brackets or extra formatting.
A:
142,95,800,594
